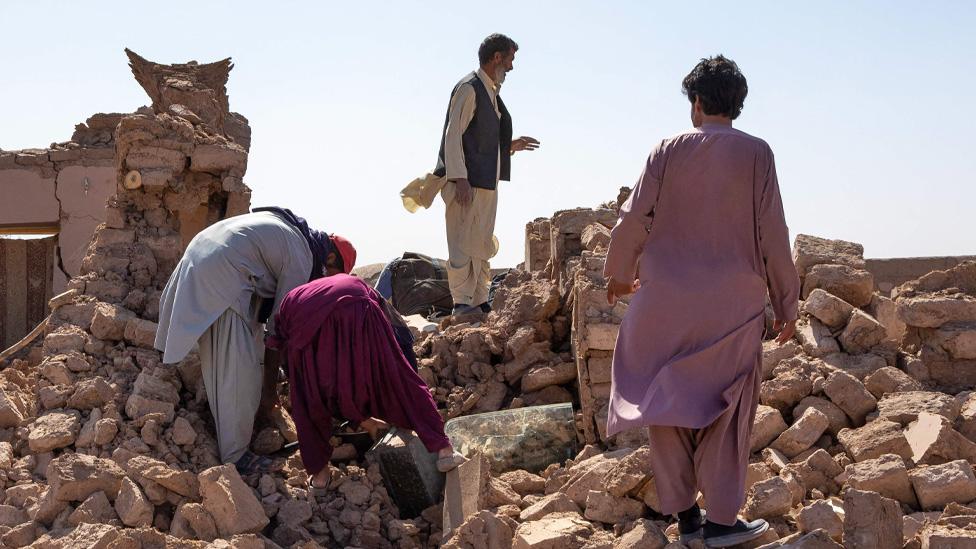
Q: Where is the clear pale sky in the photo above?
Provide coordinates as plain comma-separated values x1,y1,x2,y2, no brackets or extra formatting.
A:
2,1,974,267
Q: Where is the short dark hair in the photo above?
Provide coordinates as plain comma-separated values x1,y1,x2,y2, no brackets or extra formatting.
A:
681,55,748,120
478,34,518,66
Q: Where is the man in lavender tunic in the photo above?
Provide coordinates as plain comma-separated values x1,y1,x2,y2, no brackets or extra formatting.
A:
604,56,799,547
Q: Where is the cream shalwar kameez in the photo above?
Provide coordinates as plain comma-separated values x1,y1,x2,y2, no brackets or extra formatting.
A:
155,211,313,463
604,124,800,525
440,69,502,307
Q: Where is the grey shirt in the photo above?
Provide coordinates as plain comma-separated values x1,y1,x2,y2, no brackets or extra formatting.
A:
155,211,313,364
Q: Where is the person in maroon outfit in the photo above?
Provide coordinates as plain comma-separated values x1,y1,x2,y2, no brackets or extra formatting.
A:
268,274,464,491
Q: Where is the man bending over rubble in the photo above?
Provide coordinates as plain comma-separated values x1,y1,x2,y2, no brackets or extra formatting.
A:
604,55,800,547
155,207,356,475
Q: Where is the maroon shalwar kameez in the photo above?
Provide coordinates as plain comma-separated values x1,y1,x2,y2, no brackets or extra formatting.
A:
268,274,450,476
604,124,800,525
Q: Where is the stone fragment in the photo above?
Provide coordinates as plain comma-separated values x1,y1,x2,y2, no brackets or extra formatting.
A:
519,491,581,522
198,464,269,536
512,511,603,549
905,412,976,465
29,411,81,452
762,340,802,380
94,418,119,445
918,523,976,547
114,477,153,527
796,500,843,541
488,478,523,508
0,504,28,527
823,371,877,425
0,387,27,427
876,391,960,425
842,489,902,549
896,295,976,329
581,223,611,251
794,397,850,436
90,302,134,341
614,518,668,549
802,264,874,308
521,362,577,392
124,394,175,424
442,510,517,549
838,310,888,354
909,460,976,511
783,449,843,495
123,318,158,348
869,294,907,345
863,367,922,399
837,420,912,462
500,470,547,497
68,491,118,526
66,376,115,410
583,490,643,524
792,235,866,277
602,445,650,497
770,408,830,458
821,352,888,380
40,358,74,385
844,453,918,507
743,476,793,520
2,521,42,548
559,449,630,506
761,370,813,410
171,416,197,445
443,453,491,537
802,289,855,329
751,405,789,453
796,318,841,358
171,502,218,541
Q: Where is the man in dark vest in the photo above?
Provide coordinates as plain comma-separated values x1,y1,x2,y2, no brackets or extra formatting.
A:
433,33,540,315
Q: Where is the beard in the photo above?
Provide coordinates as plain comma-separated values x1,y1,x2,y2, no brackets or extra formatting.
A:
494,68,507,86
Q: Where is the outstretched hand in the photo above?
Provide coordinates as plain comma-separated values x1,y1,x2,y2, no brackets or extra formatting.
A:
511,136,541,153
773,318,797,344
606,277,640,306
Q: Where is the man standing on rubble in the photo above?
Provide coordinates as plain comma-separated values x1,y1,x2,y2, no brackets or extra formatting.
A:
432,33,540,315
604,55,799,547
155,207,356,475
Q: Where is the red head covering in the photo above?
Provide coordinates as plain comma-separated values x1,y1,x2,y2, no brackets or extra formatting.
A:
330,234,356,274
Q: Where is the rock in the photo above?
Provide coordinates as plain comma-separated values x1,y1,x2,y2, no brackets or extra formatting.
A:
90,302,134,341
896,295,976,329
0,504,28,527
125,394,175,424
602,446,651,497
844,453,918,507
802,289,855,329
66,376,115,410
863,367,922,399
762,340,802,380
905,412,976,465
47,452,126,503
171,416,197,445
125,455,200,499
820,352,888,381
802,264,874,308
823,371,877,426
500,470,547,497
559,449,631,505
751,405,789,453
792,235,866,277
761,370,813,410
521,363,577,392
171,502,217,541
40,358,74,385
512,511,606,549
842,489,902,549
68,491,118,526
743,476,793,520
614,518,668,549
782,449,843,495
43,325,89,354
917,523,976,547
794,397,850,436
114,477,153,527
0,387,27,428
770,408,830,458
796,318,841,358
442,510,517,549
2,521,42,548
876,391,960,425
277,499,314,526
198,464,269,536
123,318,159,348
581,223,611,251
31,522,121,548
519,492,581,522
94,418,119,445
838,310,887,354
488,478,523,508
443,453,491,537
583,490,643,524
29,411,81,452
796,500,843,541
838,419,912,462
909,460,976,511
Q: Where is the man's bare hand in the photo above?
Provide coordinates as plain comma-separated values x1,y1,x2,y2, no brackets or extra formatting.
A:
452,178,473,207
773,318,797,344
606,277,640,305
511,136,541,153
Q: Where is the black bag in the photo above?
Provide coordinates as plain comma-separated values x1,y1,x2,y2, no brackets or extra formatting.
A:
390,252,454,318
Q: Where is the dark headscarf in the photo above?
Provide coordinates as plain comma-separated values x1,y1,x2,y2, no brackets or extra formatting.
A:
252,207,336,280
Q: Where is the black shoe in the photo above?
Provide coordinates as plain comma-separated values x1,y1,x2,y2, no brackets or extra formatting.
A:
702,519,769,548
677,504,706,542
477,302,491,313
451,303,480,315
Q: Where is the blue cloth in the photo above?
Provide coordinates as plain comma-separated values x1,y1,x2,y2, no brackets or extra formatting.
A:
374,257,399,301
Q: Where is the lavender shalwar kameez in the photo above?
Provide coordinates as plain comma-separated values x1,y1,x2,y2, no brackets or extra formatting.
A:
604,124,799,524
